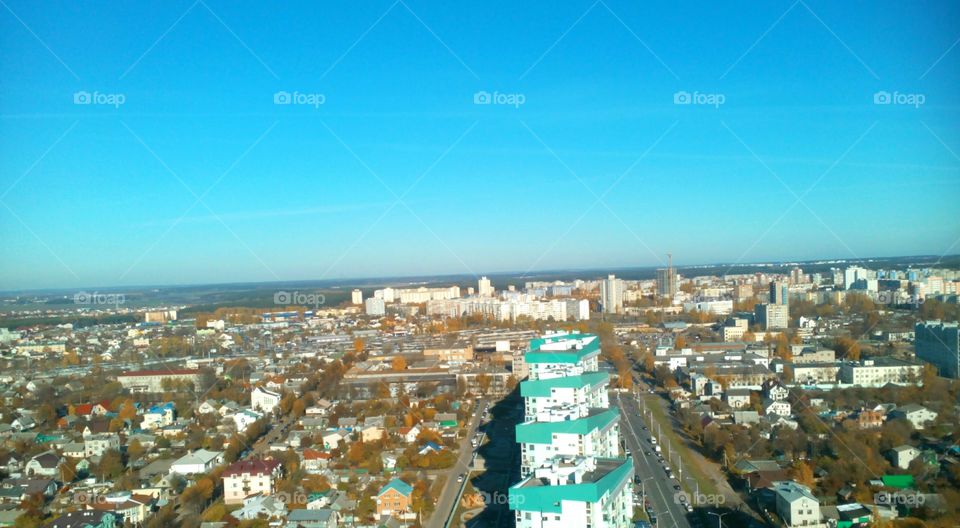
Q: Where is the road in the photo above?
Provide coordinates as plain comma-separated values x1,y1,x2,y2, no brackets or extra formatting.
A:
614,391,695,528
428,396,489,528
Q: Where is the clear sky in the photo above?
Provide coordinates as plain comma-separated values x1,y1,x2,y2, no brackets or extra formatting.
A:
1,0,958,290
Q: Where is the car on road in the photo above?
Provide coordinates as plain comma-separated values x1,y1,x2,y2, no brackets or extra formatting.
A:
644,451,651,456
673,484,681,491
685,502,694,512
457,474,464,483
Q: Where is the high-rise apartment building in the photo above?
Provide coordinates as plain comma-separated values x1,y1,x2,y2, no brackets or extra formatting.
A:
915,320,960,378
790,267,805,284
351,289,363,305
844,266,868,290
364,297,386,316
756,303,790,330
509,333,633,528
600,275,624,314
478,276,495,297
770,280,789,305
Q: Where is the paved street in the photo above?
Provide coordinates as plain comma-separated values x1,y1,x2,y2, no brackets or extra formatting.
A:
614,391,695,528
428,396,490,528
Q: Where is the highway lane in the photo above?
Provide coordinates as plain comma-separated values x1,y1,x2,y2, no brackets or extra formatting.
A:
614,391,694,528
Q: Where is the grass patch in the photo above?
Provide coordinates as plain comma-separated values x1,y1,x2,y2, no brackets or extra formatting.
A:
638,393,718,497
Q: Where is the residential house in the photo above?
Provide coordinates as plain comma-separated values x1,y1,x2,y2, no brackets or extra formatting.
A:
86,492,154,525
222,459,282,504
888,445,920,470
141,403,175,430
360,424,385,443
772,480,822,528
763,399,792,417
46,510,117,528
11,417,35,432
251,387,281,414
889,404,938,430
233,409,263,432
856,409,884,429
170,449,224,475
197,400,220,415
376,478,413,520
398,424,421,444
301,449,331,473
763,381,789,401
0,478,57,502
84,433,120,457
286,508,338,528
321,430,346,450
234,493,288,520
724,388,752,409
25,451,61,478
62,442,86,459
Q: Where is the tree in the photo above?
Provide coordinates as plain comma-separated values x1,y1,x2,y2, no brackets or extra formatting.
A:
118,400,138,421
59,458,78,483
834,337,861,361
127,439,146,463
392,357,407,372
792,460,815,488
94,449,123,481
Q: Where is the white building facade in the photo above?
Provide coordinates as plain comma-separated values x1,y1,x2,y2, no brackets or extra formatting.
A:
510,333,633,528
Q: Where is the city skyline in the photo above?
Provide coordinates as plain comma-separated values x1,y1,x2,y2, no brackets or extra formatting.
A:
2,1,959,290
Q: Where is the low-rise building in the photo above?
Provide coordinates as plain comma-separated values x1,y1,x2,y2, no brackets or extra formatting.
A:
772,480,822,528
169,449,224,475
222,459,282,504
889,404,938,429
376,478,414,521
838,358,923,387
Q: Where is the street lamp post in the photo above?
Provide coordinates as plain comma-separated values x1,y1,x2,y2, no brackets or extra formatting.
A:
686,476,699,496
708,511,730,528
639,476,655,499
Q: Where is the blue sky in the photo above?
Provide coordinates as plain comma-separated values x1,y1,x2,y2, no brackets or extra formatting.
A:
1,0,958,290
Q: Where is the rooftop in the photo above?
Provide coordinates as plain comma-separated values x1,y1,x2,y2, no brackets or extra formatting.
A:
525,333,600,364
509,457,632,513
515,408,619,445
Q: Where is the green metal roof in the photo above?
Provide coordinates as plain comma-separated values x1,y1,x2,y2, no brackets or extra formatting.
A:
508,457,633,513
882,474,914,489
379,478,413,497
515,409,619,444
526,334,600,364
520,372,609,398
